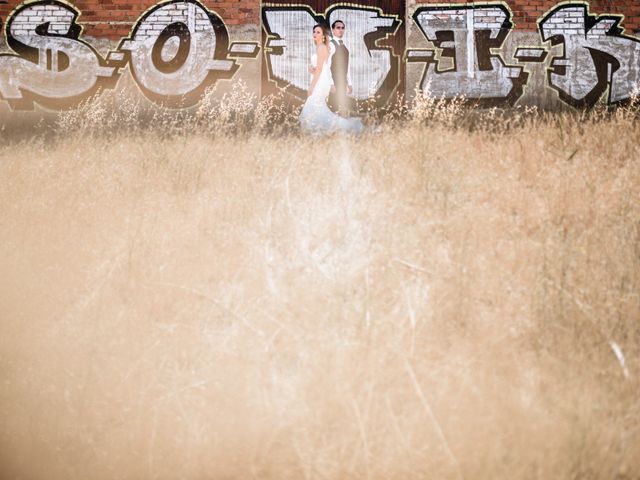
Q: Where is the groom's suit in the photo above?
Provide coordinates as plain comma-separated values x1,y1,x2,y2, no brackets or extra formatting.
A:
329,38,353,116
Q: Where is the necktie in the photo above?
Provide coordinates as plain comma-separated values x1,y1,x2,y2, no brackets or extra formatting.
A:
339,40,344,46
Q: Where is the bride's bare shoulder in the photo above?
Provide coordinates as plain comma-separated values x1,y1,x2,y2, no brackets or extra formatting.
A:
317,43,330,60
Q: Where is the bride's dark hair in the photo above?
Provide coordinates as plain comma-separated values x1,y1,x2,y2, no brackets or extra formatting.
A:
313,23,331,47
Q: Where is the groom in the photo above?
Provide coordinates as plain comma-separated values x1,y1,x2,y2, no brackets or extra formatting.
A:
329,20,354,116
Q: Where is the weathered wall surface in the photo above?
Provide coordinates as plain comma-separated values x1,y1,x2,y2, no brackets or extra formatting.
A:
1,0,640,113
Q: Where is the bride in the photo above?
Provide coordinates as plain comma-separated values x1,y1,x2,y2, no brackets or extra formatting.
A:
299,24,364,135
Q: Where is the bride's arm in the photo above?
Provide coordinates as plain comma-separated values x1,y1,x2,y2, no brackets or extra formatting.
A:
308,45,328,97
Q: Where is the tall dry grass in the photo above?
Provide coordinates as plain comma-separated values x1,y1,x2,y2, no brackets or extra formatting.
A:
0,91,639,480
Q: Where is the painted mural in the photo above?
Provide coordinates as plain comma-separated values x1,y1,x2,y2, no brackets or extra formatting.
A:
0,0,639,111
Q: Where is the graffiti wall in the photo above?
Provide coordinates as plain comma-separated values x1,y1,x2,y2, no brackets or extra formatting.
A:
406,1,640,108
0,0,261,111
1,0,640,111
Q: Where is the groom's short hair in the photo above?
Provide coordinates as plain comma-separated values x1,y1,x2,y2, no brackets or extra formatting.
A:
331,20,345,29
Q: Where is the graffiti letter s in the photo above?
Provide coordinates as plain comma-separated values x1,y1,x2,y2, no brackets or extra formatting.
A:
0,0,118,110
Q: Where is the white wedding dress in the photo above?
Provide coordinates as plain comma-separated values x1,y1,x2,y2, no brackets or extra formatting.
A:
299,51,364,135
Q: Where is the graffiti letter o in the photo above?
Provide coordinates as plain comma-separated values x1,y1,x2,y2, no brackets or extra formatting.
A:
151,22,192,74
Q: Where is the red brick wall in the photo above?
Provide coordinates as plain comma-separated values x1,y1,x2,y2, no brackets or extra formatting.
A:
0,0,261,39
1,0,639,39
413,1,640,33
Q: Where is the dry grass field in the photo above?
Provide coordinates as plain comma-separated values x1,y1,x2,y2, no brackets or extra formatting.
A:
1,92,639,479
